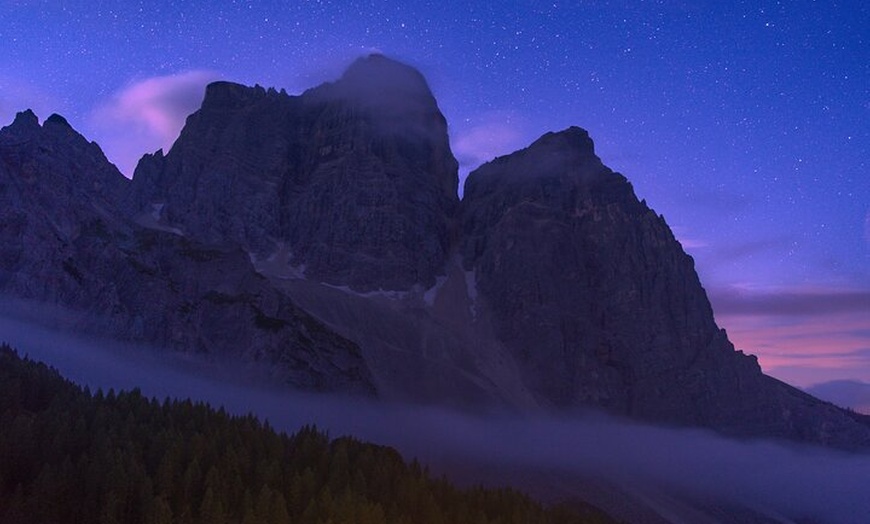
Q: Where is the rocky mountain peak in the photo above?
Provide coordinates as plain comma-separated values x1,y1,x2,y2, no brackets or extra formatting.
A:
306,54,448,146
463,126,610,201
200,81,286,111
44,113,73,129
13,108,39,126
3,109,41,140
527,126,595,154
5,111,85,138
0,111,127,200
127,55,458,291
336,54,434,100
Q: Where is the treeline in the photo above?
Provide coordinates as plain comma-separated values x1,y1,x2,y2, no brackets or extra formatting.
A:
0,344,617,524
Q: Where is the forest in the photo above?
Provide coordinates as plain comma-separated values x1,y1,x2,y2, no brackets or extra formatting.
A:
0,343,617,524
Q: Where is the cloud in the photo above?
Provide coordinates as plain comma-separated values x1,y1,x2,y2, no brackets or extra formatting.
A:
710,286,870,317
678,188,754,216
669,226,708,250
710,285,870,387
451,112,527,192
3,314,870,524
90,70,220,176
95,70,218,141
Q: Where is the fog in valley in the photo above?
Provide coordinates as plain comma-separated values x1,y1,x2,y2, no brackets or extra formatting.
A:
2,315,868,524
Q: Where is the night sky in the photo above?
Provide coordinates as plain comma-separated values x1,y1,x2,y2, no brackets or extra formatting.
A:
2,1,868,388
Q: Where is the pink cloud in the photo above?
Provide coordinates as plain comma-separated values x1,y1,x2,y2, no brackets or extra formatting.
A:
669,226,709,250
452,112,527,193
710,285,870,387
91,70,220,176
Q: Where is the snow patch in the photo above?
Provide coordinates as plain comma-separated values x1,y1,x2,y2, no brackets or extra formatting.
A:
134,202,184,235
251,242,306,279
423,275,448,306
322,283,410,300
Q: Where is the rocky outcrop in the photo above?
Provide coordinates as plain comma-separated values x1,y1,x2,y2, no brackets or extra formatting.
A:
128,54,459,291
0,110,373,394
461,127,732,413
459,126,870,447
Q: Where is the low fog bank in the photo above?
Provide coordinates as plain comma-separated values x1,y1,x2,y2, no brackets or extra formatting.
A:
2,315,869,524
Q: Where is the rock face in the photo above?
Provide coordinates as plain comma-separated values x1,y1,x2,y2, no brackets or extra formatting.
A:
0,110,374,394
2,55,869,449
459,127,870,446
461,127,736,412
128,54,458,291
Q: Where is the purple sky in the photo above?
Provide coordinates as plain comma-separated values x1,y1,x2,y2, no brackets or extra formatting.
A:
2,0,868,387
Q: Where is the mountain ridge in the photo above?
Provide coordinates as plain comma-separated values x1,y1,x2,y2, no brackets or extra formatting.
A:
2,55,869,449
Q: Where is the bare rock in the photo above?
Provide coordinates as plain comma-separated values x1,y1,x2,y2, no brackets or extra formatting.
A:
0,111,374,394
460,127,870,448
128,54,459,291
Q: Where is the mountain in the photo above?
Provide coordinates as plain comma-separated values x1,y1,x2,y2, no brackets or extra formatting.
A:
127,54,458,292
2,54,869,449
457,127,870,438
0,109,373,394
807,380,870,415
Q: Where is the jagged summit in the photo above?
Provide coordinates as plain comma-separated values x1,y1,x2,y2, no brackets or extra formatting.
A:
200,80,288,111
2,109,41,140
45,113,73,129
11,108,39,127
528,125,596,153
463,126,612,201
0,110,128,208
6,110,76,135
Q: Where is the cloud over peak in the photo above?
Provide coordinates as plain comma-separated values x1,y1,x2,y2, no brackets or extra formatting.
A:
91,70,219,176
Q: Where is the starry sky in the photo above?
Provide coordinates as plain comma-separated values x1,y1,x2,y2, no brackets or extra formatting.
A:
2,0,868,389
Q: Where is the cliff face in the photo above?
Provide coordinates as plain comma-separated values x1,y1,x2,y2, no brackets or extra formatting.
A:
2,56,869,449
0,110,374,395
128,54,458,291
459,127,870,447
461,127,734,413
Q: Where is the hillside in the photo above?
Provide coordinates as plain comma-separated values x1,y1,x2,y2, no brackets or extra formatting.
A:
0,343,616,524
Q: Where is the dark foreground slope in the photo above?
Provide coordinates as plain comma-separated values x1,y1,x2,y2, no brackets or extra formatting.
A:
0,344,615,524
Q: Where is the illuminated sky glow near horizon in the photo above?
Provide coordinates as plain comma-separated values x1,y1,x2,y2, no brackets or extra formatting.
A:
1,0,868,388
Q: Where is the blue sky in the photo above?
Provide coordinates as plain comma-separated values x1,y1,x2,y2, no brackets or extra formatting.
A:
1,0,868,386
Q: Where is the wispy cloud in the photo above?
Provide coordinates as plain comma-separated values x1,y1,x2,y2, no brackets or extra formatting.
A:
710,286,870,317
90,70,220,176
710,285,870,387
4,314,870,524
669,226,708,250
452,112,527,192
